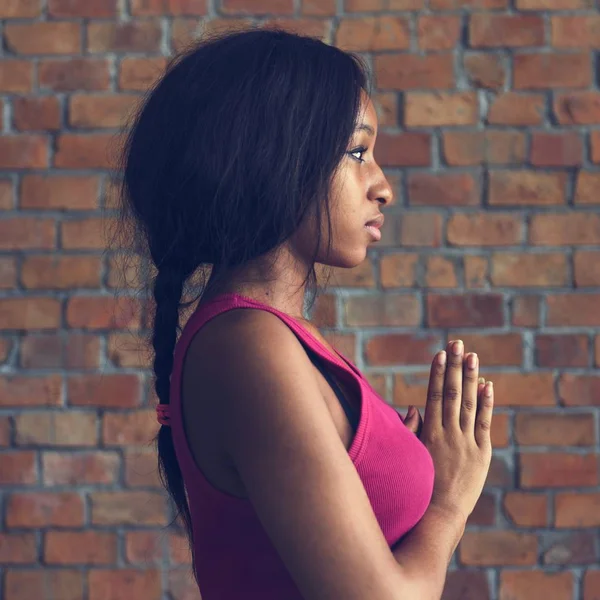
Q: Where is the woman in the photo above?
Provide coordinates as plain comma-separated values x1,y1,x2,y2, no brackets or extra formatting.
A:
114,26,494,599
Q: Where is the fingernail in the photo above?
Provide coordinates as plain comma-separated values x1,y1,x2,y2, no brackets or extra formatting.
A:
437,351,447,365
407,406,416,418
485,381,493,396
453,340,463,355
468,353,477,369
478,377,486,384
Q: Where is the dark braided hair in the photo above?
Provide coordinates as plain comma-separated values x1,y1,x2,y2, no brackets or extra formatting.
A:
110,25,371,580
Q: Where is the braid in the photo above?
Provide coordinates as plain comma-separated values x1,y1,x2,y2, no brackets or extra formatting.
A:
151,264,195,560
151,267,184,406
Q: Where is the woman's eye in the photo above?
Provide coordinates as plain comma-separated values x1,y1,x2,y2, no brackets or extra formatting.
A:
349,146,367,162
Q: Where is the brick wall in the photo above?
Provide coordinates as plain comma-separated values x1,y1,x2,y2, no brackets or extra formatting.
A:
0,0,599,599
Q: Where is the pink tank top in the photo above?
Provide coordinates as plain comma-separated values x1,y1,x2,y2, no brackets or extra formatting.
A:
169,293,435,599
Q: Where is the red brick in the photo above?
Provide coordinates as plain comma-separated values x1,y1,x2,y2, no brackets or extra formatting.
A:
22,256,102,289
54,134,119,169
503,492,548,527
592,131,600,163
488,92,545,125
425,256,458,288
516,412,595,446
4,570,84,600
69,94,141,129
0,452,37,484
91,491,166,525
432,0,507,7
491,413,510,448
15,411,97,446
0,0,41,17
0,217,56,249
66,296,142,329
0,179,12,210
374,53,454,90
301,0,336,15
427,294,504,328
125,448,161,487
60,217,113,249
221,0,293,13
481,373,555,407
408,173,479,206
555,493,600,527
324,261,375,288
45,531,117,565
447,214,522,246
167,570,203,600
575,251,600,285
0,135,48,169
583,570,600,598
88,569,161,600
542,531,597,565
87,20,162,53
499,571,573,600
346,0,423,7
470,14,544,47
0,533,36,564
417,16,460,50
379,253,418,288
13,97,61,132
0,375,62,407
552,16,600,48
39,58,111,92
102,409,155,445
514,52,591,89
530,214,600,246
554,92,600,124
131,0,207,14
42,451,120,485
118,57,167,91
6,492,84,528
343,295,420,327
0,415,10,445
463,256,487,289
460,531,537,566
374,132,431,167
489,171,566,205
530,132,582,166
21,174,99,210
49,0,118,17
336,16,409,51
68,373,142,408
536,334,590,367
4,22,81,55
519,452,598,488
517,0,592,7
0,61,33,93
463,53,506,89
442,333,522,367
365,333,440,367
405,92,478,126
169,532,192,564
559,373,600,406
107,332,150,368
491,253,568,287
443,131,526,165
126,531,162,564
443,571,490,600
512,295,540,327
400,213,442,246
0,258,17,288
0,298,61,330
575,172,600,205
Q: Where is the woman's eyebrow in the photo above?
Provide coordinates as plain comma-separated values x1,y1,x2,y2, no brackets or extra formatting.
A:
354,123,375,136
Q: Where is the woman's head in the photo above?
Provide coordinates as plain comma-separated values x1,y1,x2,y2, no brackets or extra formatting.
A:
112,25,390,559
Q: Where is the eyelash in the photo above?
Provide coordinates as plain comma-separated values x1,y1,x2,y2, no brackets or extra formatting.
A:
349,145,368,163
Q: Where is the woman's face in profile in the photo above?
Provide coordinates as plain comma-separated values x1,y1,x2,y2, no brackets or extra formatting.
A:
293,91,393,271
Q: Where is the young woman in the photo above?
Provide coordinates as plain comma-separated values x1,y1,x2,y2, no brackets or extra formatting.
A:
114,27,494,600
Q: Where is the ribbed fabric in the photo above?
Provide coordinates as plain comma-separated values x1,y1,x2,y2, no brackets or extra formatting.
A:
169,293,435,600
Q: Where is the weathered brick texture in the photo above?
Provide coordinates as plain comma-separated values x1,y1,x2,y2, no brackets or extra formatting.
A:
0,1,599,599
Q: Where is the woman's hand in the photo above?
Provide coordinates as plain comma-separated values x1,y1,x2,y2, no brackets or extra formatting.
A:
403,342,488,441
